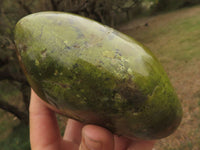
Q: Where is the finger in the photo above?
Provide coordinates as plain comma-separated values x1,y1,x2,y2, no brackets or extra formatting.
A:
79,125,114,150
127,140,156,150
29,89,62,149
63,119,84,145
114,135,131,150
61,140,79,150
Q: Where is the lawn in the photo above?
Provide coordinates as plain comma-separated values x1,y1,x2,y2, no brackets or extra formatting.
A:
120,5,200,150
0,5,200,150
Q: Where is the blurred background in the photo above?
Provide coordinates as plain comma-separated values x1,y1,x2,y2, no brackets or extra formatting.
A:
0,0,200,149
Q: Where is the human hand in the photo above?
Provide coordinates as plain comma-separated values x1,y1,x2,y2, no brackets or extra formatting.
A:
30,89,155,150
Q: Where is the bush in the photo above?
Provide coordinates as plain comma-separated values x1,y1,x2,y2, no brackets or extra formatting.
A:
152,0,200,12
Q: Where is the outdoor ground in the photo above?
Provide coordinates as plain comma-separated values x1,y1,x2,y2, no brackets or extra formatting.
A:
0,5,200,150
120,5,200,150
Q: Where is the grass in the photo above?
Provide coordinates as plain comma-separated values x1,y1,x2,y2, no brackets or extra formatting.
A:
0,121,30,150
120,5,200,150
0,109,30,150
121,6,200,63
0,80,30,150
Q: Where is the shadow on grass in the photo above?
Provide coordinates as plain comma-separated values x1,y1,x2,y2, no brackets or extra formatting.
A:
0,123,30,150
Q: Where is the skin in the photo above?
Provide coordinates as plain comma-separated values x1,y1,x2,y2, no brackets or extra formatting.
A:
30,89,155,150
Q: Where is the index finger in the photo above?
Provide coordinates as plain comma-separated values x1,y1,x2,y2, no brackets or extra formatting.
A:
29,89,62,149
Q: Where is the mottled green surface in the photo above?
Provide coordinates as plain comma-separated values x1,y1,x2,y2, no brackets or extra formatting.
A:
14,12,182,140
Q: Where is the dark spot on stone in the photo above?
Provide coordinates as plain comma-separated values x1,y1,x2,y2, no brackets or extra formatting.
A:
116,80,147,110
105,77,110,81
70,25,84,39
96,64,102,68
65,45,71,50
39,26,44,38
73,44,80,48
99,60,104,64
73,63,79,69
112,89,118,99
115,50,122,56
59,83,70,88
77,33,84,38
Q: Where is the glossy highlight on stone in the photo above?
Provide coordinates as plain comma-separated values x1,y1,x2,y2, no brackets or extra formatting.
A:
14,12,182,140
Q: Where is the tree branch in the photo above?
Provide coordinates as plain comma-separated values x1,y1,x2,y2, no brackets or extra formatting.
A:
56,0,62,5
0,66,28,84
50,0,58,11
66,0,89,13
0,98,29,124
16,0,32,14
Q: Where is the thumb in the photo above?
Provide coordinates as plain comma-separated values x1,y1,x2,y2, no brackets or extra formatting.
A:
79,125,114,150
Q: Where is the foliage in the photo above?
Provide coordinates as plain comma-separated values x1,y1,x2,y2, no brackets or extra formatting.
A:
0,123,30,150
0,0,30,124
151,0,200,12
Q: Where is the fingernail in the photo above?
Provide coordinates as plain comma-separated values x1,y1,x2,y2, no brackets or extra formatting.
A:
81,135,102,150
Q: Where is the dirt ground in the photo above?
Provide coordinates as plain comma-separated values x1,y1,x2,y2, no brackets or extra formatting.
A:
120,5,200,150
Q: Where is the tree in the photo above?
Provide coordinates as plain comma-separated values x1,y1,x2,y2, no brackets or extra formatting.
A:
151,0,200,12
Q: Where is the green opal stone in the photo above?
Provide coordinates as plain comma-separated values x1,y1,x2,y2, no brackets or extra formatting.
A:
14,12,182,140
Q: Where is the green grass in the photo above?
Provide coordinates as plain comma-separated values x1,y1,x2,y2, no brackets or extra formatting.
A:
121,5,200,63
0,122,30,150
0,109,30,150
0,81,30,149
167,17,200,61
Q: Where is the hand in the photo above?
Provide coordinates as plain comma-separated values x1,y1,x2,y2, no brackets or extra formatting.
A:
30,89,155,150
